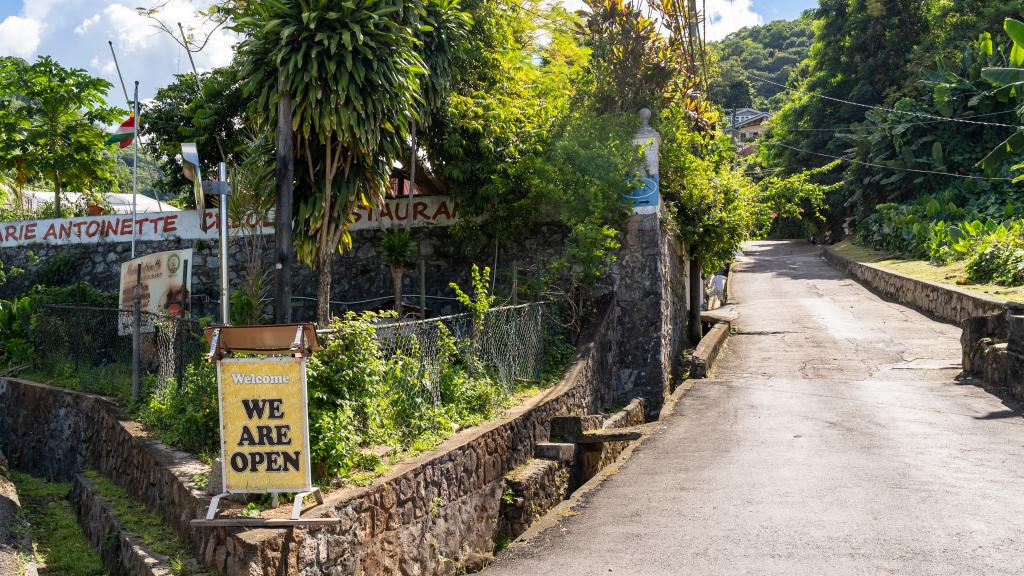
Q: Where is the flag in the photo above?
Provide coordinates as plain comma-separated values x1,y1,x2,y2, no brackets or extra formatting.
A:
106,115,135,148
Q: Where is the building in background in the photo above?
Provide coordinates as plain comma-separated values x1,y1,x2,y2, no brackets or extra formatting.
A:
724,108,770,143
11,190,176,215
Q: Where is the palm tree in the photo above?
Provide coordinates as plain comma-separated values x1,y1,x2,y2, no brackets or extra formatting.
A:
377,229,417,318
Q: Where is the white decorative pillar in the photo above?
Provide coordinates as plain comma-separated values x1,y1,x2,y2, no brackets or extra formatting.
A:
624,108,661,214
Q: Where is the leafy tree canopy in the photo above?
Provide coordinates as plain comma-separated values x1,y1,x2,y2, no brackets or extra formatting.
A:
0,56,124,216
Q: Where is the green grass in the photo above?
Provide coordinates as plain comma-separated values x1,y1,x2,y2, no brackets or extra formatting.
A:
832,240,1024,303
20,360,134,404
81,470,193,570
9,471,107,576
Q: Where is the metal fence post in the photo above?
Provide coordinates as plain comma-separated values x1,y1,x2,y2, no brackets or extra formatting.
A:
132,262,142,401
419,255,426,320
178,259,189,381
512,260,518,306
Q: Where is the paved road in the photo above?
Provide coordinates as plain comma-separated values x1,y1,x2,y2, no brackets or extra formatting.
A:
483,240,1024,576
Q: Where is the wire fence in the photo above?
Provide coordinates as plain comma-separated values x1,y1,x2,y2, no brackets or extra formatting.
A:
32,304,206,397
25,301,548,401
368,302,547,393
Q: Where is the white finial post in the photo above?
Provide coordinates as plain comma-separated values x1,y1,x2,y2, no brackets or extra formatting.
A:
625,108,661,214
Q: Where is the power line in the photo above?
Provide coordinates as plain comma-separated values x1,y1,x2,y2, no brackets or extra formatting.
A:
744,72,1020,129
764,141,1014,181
766,110,1017,133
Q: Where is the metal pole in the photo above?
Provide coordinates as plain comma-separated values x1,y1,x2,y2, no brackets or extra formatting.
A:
407,122,416,228
418,255,426,320
131,82,139,258
512,260,518,306
132,263,142,400
108,41,130,108
274,79,294,324
219,162,230,325
178,258,189,382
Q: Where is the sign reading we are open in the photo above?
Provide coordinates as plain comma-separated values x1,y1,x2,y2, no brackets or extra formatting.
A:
217,357,312,493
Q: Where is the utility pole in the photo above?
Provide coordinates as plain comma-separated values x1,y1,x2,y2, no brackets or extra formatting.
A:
274,77,294,324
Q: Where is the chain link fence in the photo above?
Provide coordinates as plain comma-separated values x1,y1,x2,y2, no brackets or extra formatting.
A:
31,304,206,397
369,302,547,393
24,301,549,401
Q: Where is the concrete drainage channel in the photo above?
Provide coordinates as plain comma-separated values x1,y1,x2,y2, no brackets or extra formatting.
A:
490,398,646,556
0,455,204,576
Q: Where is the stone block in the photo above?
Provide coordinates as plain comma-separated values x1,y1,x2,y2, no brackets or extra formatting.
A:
549,415,603,438
534,442,575,462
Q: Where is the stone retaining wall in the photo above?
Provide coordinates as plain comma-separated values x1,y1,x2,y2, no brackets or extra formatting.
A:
202,297,627,575
0,378,213,562
822,246,1006,325
0,225,567,320
70,475,178,576
0,449,36,576
497,459,571,542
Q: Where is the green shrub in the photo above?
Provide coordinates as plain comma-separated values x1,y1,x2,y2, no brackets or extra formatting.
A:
967,237,1024,286
139,361,220,457
139,310,535,484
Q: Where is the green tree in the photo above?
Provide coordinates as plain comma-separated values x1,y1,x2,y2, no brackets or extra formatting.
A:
762,0,928,175
144,66,246,202
979,18,1024,178
708,14,814,111
0,56,123,216
581,0,674,115
230,0,465,326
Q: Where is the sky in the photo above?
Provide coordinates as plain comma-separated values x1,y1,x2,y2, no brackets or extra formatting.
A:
0,0,818,107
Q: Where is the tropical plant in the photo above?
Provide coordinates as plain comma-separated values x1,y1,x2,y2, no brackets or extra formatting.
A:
979,18,1024,178
229,0,466,326
0,56,124,215
143,66,247,201
377,229,417,317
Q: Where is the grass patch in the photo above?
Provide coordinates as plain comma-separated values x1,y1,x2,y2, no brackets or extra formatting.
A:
9,471,107,576
831,240,1024,302
81,470,193,570
20,361,134,404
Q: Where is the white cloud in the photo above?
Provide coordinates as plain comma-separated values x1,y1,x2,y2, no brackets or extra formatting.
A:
74,14,101,36
0,16,42,58
704,0,762,41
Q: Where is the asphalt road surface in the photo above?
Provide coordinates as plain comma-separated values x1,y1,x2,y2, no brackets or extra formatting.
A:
483,240,1024,576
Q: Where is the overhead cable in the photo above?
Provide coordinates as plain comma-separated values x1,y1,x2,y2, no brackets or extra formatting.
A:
744,72,1020,129
764,141,1014,181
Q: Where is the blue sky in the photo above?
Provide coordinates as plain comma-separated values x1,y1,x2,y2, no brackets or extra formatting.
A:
0,0,818,105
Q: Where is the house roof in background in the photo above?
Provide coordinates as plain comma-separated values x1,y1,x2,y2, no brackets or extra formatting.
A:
18,190,177,214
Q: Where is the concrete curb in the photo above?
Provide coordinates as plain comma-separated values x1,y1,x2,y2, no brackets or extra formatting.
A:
691,321,731,379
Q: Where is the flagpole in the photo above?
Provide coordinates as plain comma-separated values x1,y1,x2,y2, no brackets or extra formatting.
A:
108,41,130,108
132,81,139,259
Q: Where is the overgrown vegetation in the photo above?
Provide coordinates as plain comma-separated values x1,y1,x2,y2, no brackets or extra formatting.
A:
741,2,1024,290
708,14,815,111
82,470,195,574
9,471,106,576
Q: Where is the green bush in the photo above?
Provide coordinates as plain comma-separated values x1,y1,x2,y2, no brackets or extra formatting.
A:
967,237,1024,286
138,361,220,457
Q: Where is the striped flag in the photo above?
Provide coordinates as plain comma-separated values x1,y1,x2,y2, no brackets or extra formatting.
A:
105,115,135,148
